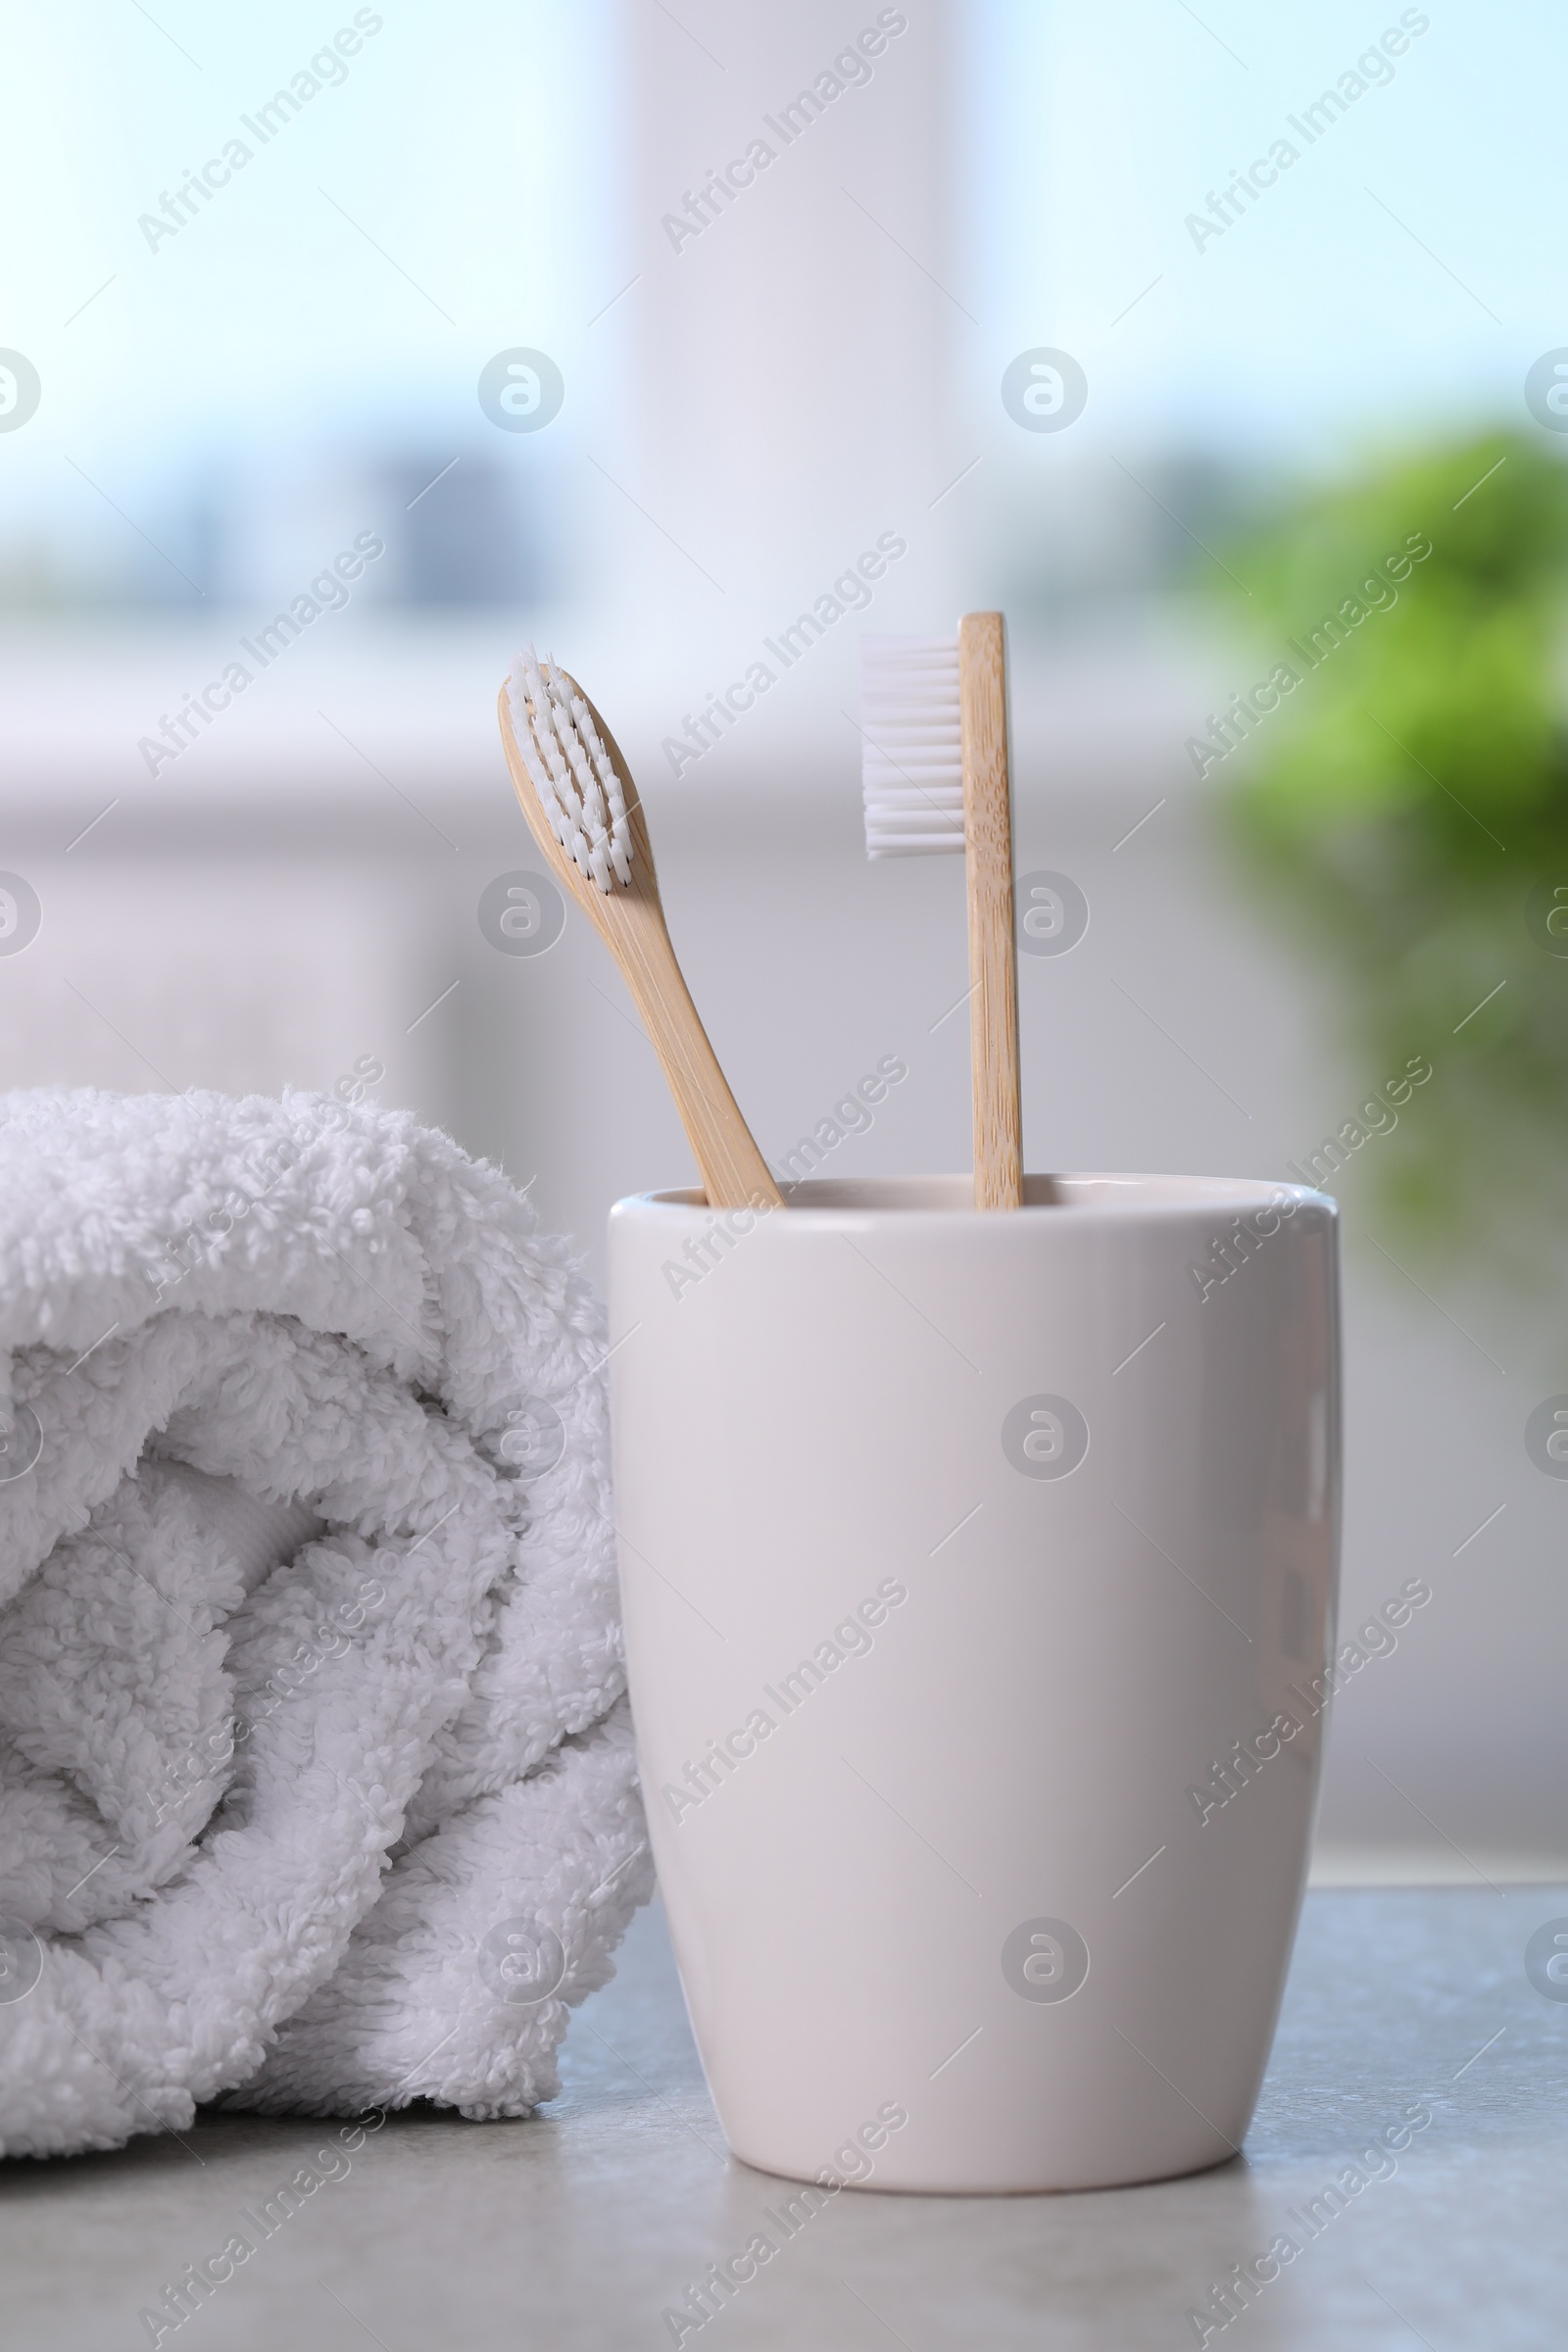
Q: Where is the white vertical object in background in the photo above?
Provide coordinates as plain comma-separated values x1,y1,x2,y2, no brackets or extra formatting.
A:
620,2,959,660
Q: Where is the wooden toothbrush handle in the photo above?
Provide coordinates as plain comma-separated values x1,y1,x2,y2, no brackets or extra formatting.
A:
959,612,1023,1210
610,901,785,1212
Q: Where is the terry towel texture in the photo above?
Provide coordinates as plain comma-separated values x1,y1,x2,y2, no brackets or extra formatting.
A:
0,1086,652,2159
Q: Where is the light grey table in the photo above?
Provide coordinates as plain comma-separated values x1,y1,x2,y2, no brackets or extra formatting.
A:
4,1886,1564,2351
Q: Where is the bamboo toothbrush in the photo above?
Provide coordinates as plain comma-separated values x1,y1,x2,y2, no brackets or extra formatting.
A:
497,648,782,1212
860,612,1022,1209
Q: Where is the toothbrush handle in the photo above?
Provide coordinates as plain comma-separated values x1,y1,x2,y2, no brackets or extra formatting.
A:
959,612,1024,1210
609,902,785,1212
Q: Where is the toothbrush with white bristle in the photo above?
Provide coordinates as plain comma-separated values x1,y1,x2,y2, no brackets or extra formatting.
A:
861,612,1023,1209
499,646,782,1212
513,645,632,889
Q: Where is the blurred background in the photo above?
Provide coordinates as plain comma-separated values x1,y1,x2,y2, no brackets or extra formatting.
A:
2,0,1564,1881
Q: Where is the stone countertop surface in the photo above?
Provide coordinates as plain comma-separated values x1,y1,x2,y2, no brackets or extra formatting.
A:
3,1886,1564,2351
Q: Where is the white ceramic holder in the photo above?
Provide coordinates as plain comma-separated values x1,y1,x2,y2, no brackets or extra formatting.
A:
609,1174,1340,2194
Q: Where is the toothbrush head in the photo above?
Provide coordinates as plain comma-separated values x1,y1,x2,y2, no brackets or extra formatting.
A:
507,644,633,892
859,633,964,858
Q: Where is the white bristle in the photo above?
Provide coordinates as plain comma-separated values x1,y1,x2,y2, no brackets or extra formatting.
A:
507,643,632,892
859,634,964,858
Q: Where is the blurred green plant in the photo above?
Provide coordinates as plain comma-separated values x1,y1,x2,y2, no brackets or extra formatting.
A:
1212,430,1568,1274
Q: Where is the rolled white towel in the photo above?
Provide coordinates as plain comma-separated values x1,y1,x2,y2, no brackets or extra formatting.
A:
0,1086,652,2157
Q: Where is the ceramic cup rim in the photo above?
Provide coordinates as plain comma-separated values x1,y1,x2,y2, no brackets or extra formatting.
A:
612,1171,1336,1229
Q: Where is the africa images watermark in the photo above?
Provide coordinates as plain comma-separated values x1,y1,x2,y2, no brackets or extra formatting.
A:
662,531,907,776
1184,10,1431,255
136,536,385,777
775,1054,908,1184
1187,1576,1434,1828
660,1055,910,1302
660,10,908,256
1185,531,1433,781
659,1195,779,1302
1188,1056,1434,1304
136,12,386,252
1187,1188,1298,1307
660,1577,909,1824
137,2111,384,2343
1283,1055,1433,1192
660,2100,910,2345
1184,2103,1434,2344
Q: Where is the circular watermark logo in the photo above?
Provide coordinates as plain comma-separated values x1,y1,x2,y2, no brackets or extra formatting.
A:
1001,1916,1089,2003
478,348,564,433
1524,1396,1568,1478
0,1405,42,1486
1001,348,1088,434
0,873,41,956
478,870,565,957
1016,870,1089,957
0,1918,43,2003
1524,350,1568,432
0,352,41,434
478,1919,567,2006
1002,1394,1089,1481
497,1396,565,1479
1524,879,1568,956
1525,1918,1568,2001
